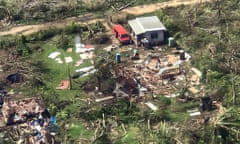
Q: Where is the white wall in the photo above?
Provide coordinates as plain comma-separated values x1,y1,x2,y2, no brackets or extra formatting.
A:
143,30,165,44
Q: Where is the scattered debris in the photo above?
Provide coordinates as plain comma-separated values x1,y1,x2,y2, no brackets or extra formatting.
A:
118,0,136,11
67,48,73,53
56,80,69,90
191,74,200,85
201,96,213,111
6,73,23,83
188,87,199,94
0,96,56,144
187,107,201,117
189,111,201,117
48,52,60,59
7,89,14,95
95,96,114,103
64,56,73,63
75,39,95,53
75,60,83,67
115,48,189,95
104,45,119,52
145,102,158,111
165,93,180,98
80,51,95,60
1,97,45,125
55,58,63,64
0,65,3,72
191,67,202,78
75,66,94,73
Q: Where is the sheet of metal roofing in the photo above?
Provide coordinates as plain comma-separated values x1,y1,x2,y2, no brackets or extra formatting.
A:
128,19,145,35
136,16,166,31
128,16,166,35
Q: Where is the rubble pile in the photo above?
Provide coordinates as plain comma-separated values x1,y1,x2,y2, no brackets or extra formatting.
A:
2,97,45,124
0,97,57,144
115,48,192,96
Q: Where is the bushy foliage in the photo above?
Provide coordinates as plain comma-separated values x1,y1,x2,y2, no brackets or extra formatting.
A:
26,28,62,41
0,37,17,49
64,22,88,34
16,35,32,56
89,21,106,34
56,33,69,50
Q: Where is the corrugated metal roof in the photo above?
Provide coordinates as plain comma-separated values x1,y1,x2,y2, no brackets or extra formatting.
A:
128,19,145,35
128,16,166,35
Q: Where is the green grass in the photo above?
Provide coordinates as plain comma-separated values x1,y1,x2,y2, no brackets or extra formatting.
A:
32,37,92,86
118,127,140,144
27,34,95,103
68,121,94,140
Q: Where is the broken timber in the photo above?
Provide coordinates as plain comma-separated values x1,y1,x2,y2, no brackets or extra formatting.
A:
118,1,136,11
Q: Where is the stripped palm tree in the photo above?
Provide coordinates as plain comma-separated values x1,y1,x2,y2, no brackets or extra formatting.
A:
210,106,240,143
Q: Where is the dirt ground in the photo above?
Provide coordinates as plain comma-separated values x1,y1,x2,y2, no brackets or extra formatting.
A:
122,0,211,15
0,0,211,37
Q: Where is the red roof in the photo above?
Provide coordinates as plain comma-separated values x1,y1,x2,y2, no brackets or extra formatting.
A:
84,44,94,49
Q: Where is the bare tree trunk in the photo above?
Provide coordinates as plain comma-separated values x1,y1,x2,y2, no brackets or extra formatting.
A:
231,74,236,105
68,65,72,90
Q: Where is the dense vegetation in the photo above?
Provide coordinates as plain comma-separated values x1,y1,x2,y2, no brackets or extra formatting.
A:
155,1,240,143
0,0,169,25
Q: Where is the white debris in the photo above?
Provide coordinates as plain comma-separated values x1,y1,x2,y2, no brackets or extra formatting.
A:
81,69,96,77
104,45,112,52
165,93,180,98
48,52,60,59
133,59,144,64
185,52,191,61
75,66,94,73
95,96,114,103
64,57,73,63
80,53,88,59
145,102,158,111
191,67,202,77
76,44,95,53
75,43,85,53
91,60,94,65
55,58,63,64
0,65,3,72
189,111,201,116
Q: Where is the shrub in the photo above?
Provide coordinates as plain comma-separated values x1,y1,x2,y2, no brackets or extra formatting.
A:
64,22,88,34
157,96,171,106
16,43,31,56
37,29,61,41
89,21,106,34
0,38,17,49
56,33,69,50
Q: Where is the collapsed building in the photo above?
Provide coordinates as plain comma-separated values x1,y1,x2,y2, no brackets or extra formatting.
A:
2,97,45,125
114,47,192,97
0,97,57,144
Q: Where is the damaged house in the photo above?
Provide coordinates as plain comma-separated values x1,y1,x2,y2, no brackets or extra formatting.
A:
1,97,46,125
128,16,167,46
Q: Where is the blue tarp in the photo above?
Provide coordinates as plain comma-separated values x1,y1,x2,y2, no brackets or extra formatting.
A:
37,133,43,140
50,116,57,125
32,120,38,126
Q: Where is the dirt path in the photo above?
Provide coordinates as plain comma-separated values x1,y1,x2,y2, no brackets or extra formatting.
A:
122,0,211,15
0,0,211,37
